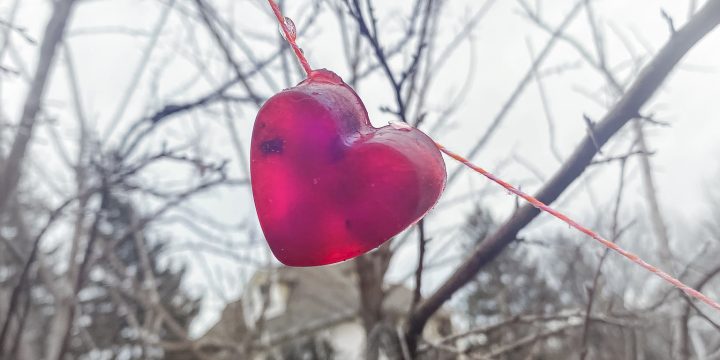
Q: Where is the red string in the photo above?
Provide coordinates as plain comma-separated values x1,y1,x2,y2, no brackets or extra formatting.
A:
435,142,720,312
262,0,720,312
267,0,313,76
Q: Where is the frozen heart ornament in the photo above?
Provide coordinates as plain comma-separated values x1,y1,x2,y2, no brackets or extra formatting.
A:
251,69,446,266
251,1,446,267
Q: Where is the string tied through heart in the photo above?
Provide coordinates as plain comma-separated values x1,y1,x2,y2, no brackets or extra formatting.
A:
265,0,720,312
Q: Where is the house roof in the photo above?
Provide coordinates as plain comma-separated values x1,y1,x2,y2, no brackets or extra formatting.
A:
200,261,445,347
258,262,417,338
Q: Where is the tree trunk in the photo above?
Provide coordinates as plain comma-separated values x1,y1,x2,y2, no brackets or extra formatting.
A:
355,243,392,360
0,0,77,215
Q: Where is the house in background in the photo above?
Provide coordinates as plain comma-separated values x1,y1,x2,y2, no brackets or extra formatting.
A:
197,262,453,359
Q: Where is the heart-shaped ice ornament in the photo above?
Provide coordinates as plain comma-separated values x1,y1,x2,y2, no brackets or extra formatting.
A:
251,69,446,266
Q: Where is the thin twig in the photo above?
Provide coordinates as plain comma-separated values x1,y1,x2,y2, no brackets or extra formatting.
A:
0,194,79,353
410,220,426,313
445,0,584,188
579,158,629,359
526,38,562,162
193,0,262,106
102,0,176,141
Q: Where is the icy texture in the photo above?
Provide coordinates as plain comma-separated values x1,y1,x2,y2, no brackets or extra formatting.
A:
251,69,446,266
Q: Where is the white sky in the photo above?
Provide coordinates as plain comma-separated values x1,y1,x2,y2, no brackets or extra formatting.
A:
2,0,720,336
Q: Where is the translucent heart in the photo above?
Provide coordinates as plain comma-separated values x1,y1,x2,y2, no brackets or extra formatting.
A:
251,69,446,266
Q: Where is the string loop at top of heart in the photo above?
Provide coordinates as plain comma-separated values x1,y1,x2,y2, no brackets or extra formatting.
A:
267,0,313,76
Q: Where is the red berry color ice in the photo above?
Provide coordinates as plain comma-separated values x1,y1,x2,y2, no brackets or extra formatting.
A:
251,69,446,266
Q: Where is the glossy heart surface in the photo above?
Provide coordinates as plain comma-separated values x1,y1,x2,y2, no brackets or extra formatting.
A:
251,69,446,266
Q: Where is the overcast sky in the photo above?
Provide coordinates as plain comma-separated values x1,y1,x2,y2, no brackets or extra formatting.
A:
3,0,720,336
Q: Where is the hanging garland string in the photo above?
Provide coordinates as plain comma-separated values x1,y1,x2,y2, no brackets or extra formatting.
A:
264,0,720,312
435,143,720,311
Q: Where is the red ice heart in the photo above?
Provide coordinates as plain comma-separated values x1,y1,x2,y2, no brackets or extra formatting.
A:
251,69,446,266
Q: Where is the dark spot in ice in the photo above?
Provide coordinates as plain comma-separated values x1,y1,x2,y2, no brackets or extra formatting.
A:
261,138,284,155
328,138,346,162
345,219,352,229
